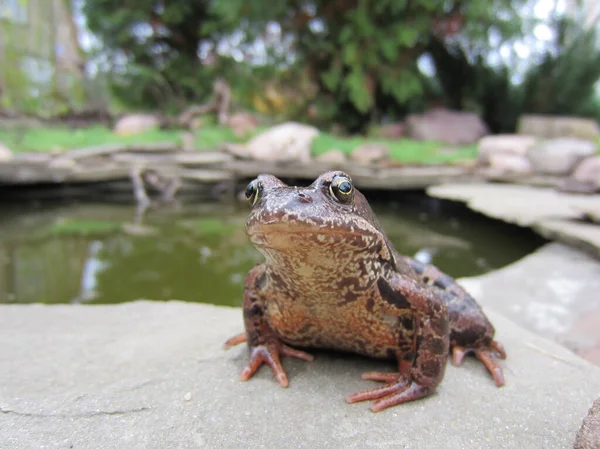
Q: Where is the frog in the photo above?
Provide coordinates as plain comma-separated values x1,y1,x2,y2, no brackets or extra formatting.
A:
224,170,506,412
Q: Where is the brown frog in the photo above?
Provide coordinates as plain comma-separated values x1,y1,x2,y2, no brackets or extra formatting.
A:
224,171,506,412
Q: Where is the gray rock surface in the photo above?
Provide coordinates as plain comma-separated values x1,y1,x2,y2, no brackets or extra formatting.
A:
518,115,600,140
458,243,600,353
427,183,600,258
477,134,538,163
2,299,600,448
526,138,597,175
0,141,13,162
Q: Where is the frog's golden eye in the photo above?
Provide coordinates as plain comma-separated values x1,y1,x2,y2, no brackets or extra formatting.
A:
329,175,354,204
245,179,261,206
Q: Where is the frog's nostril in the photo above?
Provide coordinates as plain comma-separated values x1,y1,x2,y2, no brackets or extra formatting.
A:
297,192,312,204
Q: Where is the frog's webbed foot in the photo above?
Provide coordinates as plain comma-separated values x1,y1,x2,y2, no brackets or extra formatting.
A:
228,336,314,387
452,340,507,387
346,372,434,412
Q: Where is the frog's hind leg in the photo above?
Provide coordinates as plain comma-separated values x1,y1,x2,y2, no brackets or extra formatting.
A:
346,275,449,412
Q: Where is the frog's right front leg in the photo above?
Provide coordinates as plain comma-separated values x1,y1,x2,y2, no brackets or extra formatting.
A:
224,264,314,387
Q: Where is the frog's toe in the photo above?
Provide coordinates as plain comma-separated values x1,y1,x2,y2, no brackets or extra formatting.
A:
475,347,505,387
451,342,506,387
346,377,435,412
224,332,247,349
239,342,314,388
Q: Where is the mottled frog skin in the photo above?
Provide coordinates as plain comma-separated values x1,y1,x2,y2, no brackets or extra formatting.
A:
225,171,506,412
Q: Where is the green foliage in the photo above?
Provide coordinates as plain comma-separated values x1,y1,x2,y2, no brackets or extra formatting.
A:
519,21,600,118
82,0,528,130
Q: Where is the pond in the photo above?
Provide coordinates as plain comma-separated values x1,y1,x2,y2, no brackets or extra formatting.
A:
0,193,546,306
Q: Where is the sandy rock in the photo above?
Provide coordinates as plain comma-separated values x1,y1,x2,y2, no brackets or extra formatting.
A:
189,117,204,131
180,131,196,151
373,122,405,139
228,112,259,138
244,122,319,163
315,149,347,165
478,134,538,163
406,108,488,145
2,300,600,448
488,153,533,174
47,157,77,170
574,397,600,449
113,113,161,136
526,138,597,175
0,141,13,162
518,115,600,140
573,156,600,187
350,143,389,165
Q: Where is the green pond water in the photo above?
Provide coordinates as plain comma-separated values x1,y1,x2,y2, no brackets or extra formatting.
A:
0,195,545,306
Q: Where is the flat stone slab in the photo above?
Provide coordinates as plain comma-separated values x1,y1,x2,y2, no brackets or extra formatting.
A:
427,183,600,258
459,243,600,362
2,300,600,448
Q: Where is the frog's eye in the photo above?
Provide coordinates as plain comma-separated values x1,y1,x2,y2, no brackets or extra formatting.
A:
245,179,261,206
329,175,354,204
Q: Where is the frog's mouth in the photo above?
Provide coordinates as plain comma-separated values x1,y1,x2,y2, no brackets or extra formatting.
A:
246,221,382,252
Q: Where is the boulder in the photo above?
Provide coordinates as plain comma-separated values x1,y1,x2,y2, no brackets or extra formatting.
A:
350,143,389,165
478,134,538,163
488,153,533,174
0,141,13,162
574,397,600,449
244,122,319,163
406,108,488,145
518,115,600,140
315,149,347,165
573,156,600,188
228,112,259,138
373,122,405,140
526,138,597,175
113,113,161,136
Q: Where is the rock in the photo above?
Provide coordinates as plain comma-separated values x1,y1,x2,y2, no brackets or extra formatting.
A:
373,122,405,140
478,134,538,163
47,157,77,170
518,115,600,140
457,242,600,356
406,108,488,145
557,178,599,194
350,143,389,165
181,131,196,151
2,300,600,448
228,112,259,138
113,113,161,136
189,117,204,131
526,138,597,175
0,141,13,162
573,156,600,188
487,153,533,174
314,149,347,165
574,397,600,449
244,122,319,163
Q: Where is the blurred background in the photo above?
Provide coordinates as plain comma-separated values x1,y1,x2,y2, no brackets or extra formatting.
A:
0,0,597,316
0,0,598,133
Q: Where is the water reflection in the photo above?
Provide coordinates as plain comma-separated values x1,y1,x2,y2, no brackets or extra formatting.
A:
0,199,545,305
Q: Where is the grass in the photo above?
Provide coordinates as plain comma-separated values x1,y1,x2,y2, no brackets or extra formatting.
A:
0,123,478,164
313,133,478,164
0,124,254,153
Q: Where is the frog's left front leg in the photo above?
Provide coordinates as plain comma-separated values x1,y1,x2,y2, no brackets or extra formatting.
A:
347,274,449,412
